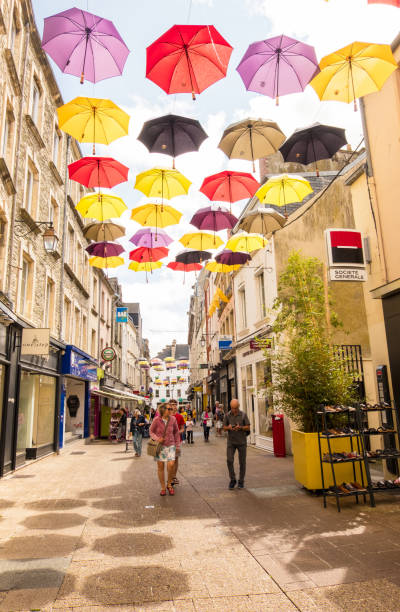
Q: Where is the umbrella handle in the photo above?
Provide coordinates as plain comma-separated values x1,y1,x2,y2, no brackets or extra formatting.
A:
192,91,196,101
80,72,84,85
275,96,279,106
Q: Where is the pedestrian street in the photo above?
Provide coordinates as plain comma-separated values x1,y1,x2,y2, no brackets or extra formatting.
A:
0,427,400,611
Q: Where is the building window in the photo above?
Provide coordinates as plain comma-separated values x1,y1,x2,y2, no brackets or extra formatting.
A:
44,278,55,331
91,329,96,357
177,389,181,398
82,315,87,352
49,198,59,234
24,159,39,217
166,389,170,398
155,390,159,398
256,271,266,319
238,285,247,329
101,290,105,318
31,78,41,126
53,126,61,166
19,254,33,318
74,307,80,347
64,297,71,343
93,276,98,311
2,107,14,163
77,243,83,281
67,226,74,268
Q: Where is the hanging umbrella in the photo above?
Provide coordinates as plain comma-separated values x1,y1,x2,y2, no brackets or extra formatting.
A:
76,193,127,220
164,357,175,363
130,203,182,230
129,246,169,263
57,97,130,154
85,241,124,257
179,232,223,250
218,119,285,171
237,207,286,236
138,359,149,367
200,170,260,211
206,261,241,273
154,379,162,385
225,232,268,253
146,24,233,100
237,35,319,105
176,249,212,264
310,42,398,111
89,256,124,269
216,249,251,265
167,262,202,272
368,0,400,5
68,157,129,188
151,358,163,365
83,222,125,242
137,114,208,167
154,365,164,371
255,174,313,215
280,123,347,176
128,261,163,272
134,168,191,211
129,228,173,248
42,8,129,84
190,206,238,232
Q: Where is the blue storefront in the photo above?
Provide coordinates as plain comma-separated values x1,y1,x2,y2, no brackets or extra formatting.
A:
61,346,97,447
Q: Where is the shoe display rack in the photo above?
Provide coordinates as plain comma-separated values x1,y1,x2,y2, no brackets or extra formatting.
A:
316,405,375,512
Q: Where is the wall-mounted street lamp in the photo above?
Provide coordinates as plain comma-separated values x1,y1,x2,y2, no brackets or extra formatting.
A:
200,332,216,348
15,220,59,254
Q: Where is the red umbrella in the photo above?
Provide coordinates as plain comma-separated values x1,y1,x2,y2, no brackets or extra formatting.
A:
129,246,168,263
68,157,129,188
146,25,233,100
200,171,260,211
167,262,202,272
368,0,400,5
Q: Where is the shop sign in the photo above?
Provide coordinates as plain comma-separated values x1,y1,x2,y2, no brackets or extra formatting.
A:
219,335,232,350
329,268,367,282
70,350,98,381
102,347,116,362
250,338,273,350
199,364,208,369
325,229,367,282
21,328,50,356
116,307,128,323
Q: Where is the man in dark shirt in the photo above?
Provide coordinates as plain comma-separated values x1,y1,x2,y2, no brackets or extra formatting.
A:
223,399,250,489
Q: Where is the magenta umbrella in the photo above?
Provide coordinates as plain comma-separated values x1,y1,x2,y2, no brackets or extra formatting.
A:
42,8,130,84
216,249,251,265
129,228,173,248
85,241,124,257
236,34,319,105
190,205,238,232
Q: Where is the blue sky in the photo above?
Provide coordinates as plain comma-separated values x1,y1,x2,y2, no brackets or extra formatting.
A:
32,0,399,355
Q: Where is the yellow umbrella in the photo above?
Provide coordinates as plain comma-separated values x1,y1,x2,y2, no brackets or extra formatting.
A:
206,261,241,273
310,42,398,111
179,232,223,250
89,256,124,269
164,357,175,363
57,97,130,154
226,232,268,253
76,194,127,221
134,168,191,208
255,174,313,215
128,261,163,272
130,203,182,229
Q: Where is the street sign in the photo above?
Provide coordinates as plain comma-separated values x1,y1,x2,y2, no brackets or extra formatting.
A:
219,335,232,350
116,307,128,322
101,347,116,362
329,268,367,282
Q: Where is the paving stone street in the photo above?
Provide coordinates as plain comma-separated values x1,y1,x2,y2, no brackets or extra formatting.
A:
0,427,400,611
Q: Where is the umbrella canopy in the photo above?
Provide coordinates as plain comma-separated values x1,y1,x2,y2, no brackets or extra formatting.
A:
57,97,130,154
130,228,173,248
128,261,163,272
280,123,347,175
130,203,182,229
164,357,175,363
206,261,241,273
42,8,129,84
167,261,202,272
179,232,223,250
226,233,268,253
200,170,260,207
76,193,127,221
154,365,164,371
256,174,313,213
176,249,212,264
151,358,163,365
83,222,125,242
310,42,398,111
68,157,129,188
218,119,285,171
134,168,191,203
215,249,251,265
129,246,169,263
137,114,208,167
190,205,238,232
237,207,286,236
85,241,124,257
146,24,233,100
89,256,124,269
237,34,319,105
368,0,400,4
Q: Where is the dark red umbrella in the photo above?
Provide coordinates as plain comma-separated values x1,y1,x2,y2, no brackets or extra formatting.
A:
85,241,124,257
146,25,233,100
190,205,238,232
216,249,251,265
167,262,202,272
68,156,129,188
129,246,168,263
175,249,211,264
200,171,260,211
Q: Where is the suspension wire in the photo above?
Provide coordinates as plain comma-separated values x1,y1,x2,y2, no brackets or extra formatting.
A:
186,0,193,23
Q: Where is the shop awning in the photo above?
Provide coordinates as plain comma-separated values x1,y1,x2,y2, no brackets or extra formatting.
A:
91,388,146,403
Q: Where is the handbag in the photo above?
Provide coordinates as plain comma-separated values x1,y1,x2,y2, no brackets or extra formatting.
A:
206,418,213,427
147,417,169,457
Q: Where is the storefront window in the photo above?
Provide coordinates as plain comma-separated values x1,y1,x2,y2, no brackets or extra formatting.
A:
256,359,273,437
17,372,56,454
0,365,4,436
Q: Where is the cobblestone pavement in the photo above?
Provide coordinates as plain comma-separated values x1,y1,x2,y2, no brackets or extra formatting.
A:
0,427,400,611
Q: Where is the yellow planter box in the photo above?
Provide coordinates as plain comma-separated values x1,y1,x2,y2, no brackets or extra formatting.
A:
292,430,365,491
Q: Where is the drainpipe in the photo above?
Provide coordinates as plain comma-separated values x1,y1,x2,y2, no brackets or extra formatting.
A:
59,135,71,341
6,17,30,298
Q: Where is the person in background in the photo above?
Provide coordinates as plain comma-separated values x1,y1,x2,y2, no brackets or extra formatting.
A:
201,407,213,442
171,400,184,486
192,406,197,424
130,409,146,457
149,403,180,496
223,399,250,490
117,407,127,442
215,405,224,437
186,416,194,444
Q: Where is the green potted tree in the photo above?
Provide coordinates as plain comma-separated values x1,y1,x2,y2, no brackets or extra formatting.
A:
263,251,357,490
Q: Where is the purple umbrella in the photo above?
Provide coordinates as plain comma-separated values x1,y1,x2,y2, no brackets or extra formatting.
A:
129,228,173,248
236,34,319,105
42,8,130,84
216,249,251,266
190,205,238,232
85,241,124,257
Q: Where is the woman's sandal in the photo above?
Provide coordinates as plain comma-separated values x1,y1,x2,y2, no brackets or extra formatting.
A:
160,489,167,496
167,485,175,495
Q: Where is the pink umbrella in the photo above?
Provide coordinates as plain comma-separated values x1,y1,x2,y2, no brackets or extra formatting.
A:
129,228,173,248
42,8,130,84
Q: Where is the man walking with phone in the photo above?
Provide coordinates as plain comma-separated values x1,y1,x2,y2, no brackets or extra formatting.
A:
223,399,250,490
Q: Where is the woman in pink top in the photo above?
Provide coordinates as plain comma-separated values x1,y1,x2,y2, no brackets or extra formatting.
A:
149,403,181,496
